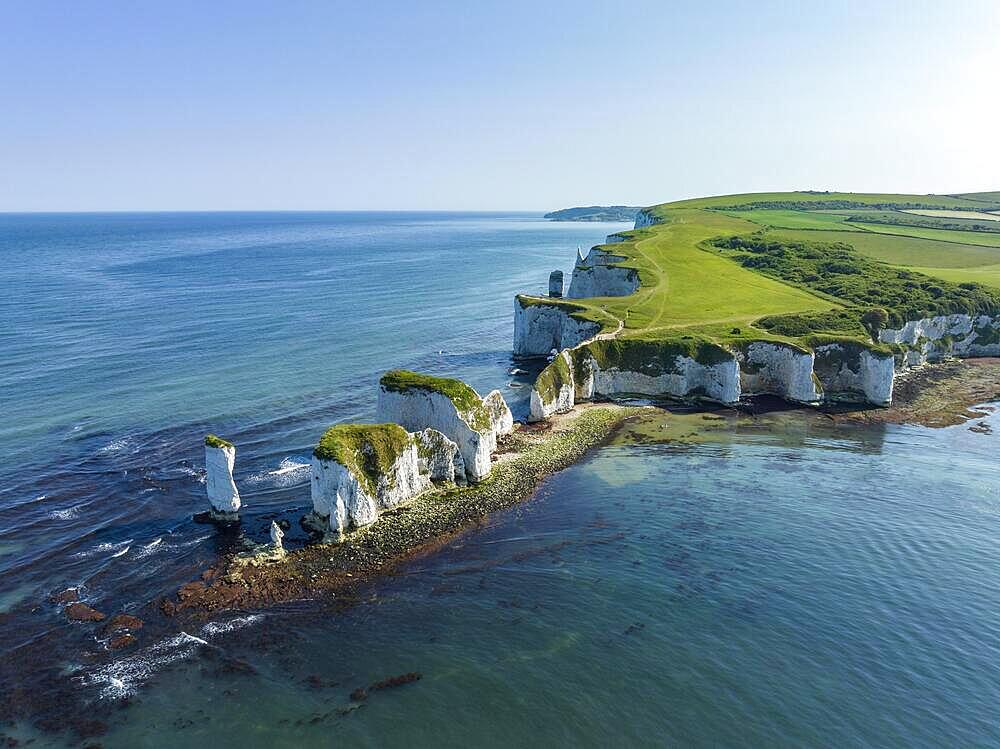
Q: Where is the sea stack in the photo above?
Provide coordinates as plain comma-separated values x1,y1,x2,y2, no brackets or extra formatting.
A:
310,423,430,536
548,270,563,298
376,370,513,482
269,521,285,554
204,434,241,516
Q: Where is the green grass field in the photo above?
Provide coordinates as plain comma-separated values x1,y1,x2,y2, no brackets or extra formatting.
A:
545,209,833,340
719,209,850,231
523,191,1000,364
846,222,1000,248
664,191,1000,212
905,264,1000,289
769,229,1000,269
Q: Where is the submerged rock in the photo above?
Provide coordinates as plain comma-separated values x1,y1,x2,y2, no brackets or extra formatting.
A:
108,633,137,650
204,434,241,516
65,602,105,622
310,423,430,536
51,588,80,604
104,613,143,632
376,370,513,482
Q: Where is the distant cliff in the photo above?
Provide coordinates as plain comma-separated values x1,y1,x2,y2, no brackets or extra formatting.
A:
544,206,642,222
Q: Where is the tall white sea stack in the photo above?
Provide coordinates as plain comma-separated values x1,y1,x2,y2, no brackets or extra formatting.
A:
310,423,430,537
376,370,513,483
204,434,241,515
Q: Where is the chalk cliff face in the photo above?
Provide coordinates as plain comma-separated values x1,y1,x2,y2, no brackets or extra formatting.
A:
414,428,466,485
528,341,742,421
633,209,658,229
483,389,515,437
566,247,640,299
310,427,429,536
205,439,240,515
879,313,1000,367
528,336,899,419
376,373,512,483
582,356,741,405
813,342,894,406
269,521,285,553
529,351,576,421
736,342,822,404
513,297,601,358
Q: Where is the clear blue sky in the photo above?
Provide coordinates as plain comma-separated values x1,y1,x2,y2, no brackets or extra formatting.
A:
2,0,998,211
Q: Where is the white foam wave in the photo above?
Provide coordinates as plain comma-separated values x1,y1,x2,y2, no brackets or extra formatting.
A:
87,631,209,699
175,534,212,549
201,614,264,637
48,504,81,520
97,437,133,456
74,539,133,559
178,465,206,484
247,456,311,487
131,537,163,560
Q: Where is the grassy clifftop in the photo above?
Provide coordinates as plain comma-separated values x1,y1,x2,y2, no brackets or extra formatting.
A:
380,369,492,432
521,191,1000,357
314,423,412,495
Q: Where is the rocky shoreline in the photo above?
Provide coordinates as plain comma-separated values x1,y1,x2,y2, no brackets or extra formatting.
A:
162,404,630,618
829,356,1000,428
164,357,1000,619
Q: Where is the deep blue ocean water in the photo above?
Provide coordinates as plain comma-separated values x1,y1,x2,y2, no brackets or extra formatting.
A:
1,212,999,747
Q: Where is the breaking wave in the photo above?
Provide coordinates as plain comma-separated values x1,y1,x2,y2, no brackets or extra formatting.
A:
201,614,265,637
86,632,209,700
247,456,311,488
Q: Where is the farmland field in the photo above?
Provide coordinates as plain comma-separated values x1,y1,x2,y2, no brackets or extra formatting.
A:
903,209,1000,222
848,222,1000,248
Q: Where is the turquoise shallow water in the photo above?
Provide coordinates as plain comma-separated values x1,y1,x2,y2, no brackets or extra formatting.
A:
2,213,999,747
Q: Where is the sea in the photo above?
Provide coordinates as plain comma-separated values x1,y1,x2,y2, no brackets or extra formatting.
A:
1,211,998,747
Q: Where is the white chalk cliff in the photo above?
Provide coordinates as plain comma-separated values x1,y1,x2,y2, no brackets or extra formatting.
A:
269,521,285,553
518,205,1000,418
566,247,641,299
376,376,513,483
414,427,467,485
633,209,659,229
879,313,1000,367
736,342,822,404
311,435,429,536
528,346,743,422
513,297,601,358
205,440,241,515
813,343,895,406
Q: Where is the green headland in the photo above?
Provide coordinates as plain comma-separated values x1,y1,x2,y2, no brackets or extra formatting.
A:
522,191,1000,358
